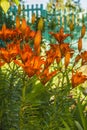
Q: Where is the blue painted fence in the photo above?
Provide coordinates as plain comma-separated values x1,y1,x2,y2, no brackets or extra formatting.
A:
0,4,87,40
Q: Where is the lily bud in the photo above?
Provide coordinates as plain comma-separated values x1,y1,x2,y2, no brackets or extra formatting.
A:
38,17,44,31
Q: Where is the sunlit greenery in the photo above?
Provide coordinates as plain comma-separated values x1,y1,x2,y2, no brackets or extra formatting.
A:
0,1,87,130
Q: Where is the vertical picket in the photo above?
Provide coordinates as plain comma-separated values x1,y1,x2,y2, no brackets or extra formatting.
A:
5,3,86,40
31,5,34,14
40,4,44,16
36,4,39,16
27,5,29,18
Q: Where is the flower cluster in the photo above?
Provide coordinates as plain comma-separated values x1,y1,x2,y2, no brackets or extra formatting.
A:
0,17,87,88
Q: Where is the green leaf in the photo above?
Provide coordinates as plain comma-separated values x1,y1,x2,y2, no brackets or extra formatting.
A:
0,0,10,13
60,118,71,130
77,97,87,130
75,120,83,130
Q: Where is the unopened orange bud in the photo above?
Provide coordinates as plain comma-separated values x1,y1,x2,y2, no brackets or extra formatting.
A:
78,37,82,52
21,18,27,32
69,22,74,32
81,24,86,38
31,13,36,24
34,30,41,55
37,17,44,31
18,4,21,15
16,16,20,29
2,24,6,33
65,52,71,68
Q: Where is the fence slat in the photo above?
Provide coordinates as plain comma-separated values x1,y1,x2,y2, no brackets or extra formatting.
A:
1,3,86,40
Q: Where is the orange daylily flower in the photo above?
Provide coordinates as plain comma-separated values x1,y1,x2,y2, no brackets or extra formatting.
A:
17,18,36,40
14,55,44,77
45,49,56,68
14,25,35,43
72,71,87,88
80,51,87,65
28,30,36,39
0,48,12,63
13,28,22,38
75,51,87,65
40,68,57,85
49,27,71,44
19,44,33,62
78,37,82,52
7,42,20,57
59,43,74,57
34,30,41,55
75,54,81,64
44,44,61,68
0,24,14,40
0,18,36,42
0,43,20,63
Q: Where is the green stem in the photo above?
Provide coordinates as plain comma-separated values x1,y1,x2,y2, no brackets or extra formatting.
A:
19,77,26,130
22,85,26,103
61,72,64,87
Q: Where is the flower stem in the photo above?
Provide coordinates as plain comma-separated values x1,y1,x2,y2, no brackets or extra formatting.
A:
19,77,26,130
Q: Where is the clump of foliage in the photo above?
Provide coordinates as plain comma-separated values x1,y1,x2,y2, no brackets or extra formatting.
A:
0,16,87,130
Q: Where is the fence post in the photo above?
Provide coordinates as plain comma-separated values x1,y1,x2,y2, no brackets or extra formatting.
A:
36,4,39,17
27,5,29,18
40,4,43,16
31,5,34,14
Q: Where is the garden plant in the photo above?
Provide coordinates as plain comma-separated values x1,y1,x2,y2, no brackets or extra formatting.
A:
0,2,87,130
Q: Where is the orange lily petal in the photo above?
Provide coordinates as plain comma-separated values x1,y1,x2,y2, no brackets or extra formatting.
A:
40,68,57,85
14,60,24,67
16,16,20,29
21,18,27,32
49,27,71,44
75,54,81,64
72,71,87,88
